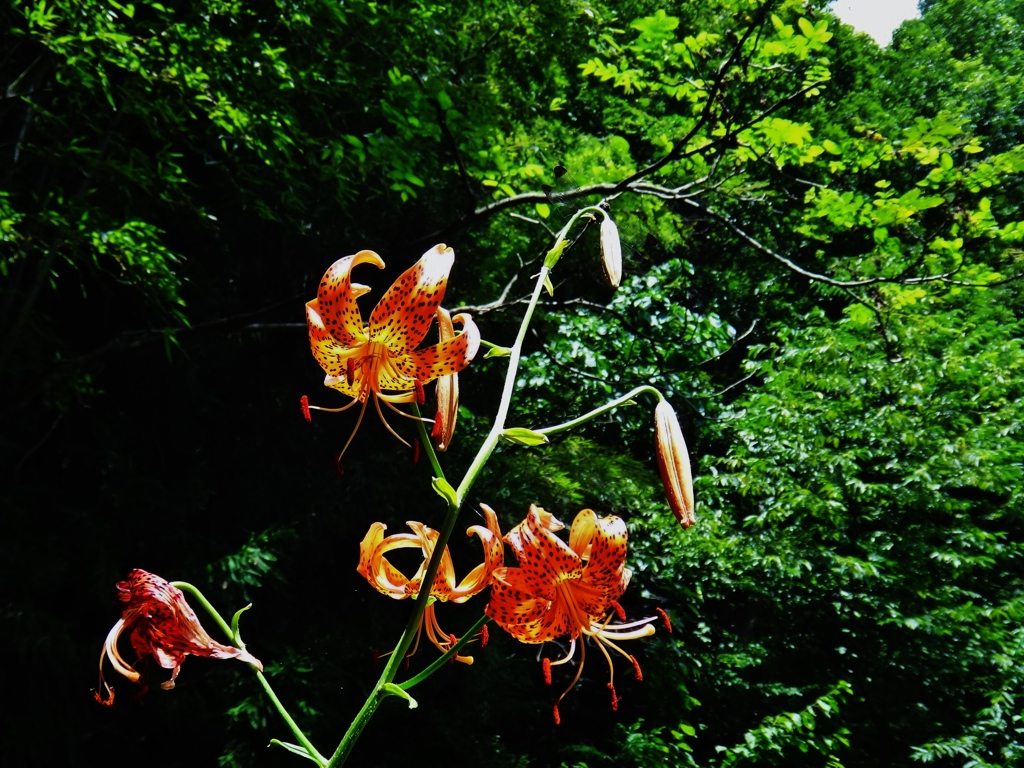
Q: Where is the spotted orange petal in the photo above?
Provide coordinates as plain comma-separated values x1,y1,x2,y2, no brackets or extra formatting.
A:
450,504,504,602
486,566,575,643
399,312,480,384
504,505,584,586
358,524,423,599
368,244,454,353
314,250,382,347
407,521,457,599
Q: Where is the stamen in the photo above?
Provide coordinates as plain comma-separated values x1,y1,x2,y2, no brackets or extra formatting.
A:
552,704,561,725
447,634,458,665
431,411,442,438
608,682,620,711
335,397,372,470
412,440,420,465
375,397,412,447
479,625,489,649
414,380,425,405
610,600,627,621
656,607,672,633
346,357,356,385
542,657,552,685
300,395,311,422
630,654,643,681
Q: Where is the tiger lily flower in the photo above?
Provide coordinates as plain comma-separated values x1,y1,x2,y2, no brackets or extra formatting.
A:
486,505,656,722
94,569,262,705
304,244,480,467
357,505,502,664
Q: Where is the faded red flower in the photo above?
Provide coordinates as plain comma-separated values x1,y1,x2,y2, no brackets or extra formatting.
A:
486,505,656,720
94,569,262,705
357,505,502,664
304,244,480,465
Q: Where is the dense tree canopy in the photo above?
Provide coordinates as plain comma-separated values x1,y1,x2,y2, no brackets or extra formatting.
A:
2,0,1023,766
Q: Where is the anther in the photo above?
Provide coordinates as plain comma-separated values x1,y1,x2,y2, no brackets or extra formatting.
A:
611,600,626,621
552,704,561,725
300,395,311,423
431,411,443,438
412,440,420,465
346,357,356,385
656,607,672,633
448,634,458,665
542,657,552,685
414,380,425,406
629,654,643,681
608,682,620,711
479,625,489,649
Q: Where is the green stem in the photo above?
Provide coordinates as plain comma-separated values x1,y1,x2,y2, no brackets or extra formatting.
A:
398,614,490,690
172,582,327,766
411,400,445,480
533,385,662,436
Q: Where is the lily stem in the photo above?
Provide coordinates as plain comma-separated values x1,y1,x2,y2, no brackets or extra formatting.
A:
533,385,663,436
172,581,328,766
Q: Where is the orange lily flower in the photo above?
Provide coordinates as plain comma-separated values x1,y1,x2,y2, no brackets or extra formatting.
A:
486,505,656,721
357,505,503,664
95,569,262,705
304,244,480,465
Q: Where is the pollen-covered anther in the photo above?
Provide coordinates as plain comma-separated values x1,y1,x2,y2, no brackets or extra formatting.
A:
300,395,311,422
608,682,620,711
411,440,420,465
553,704,561,725
430,411,443,438
611,600,627,622
629,654,643,681
656,607,672,633
414,380,425,406
346,357,356,386
542,657,553,685
479,624,489,649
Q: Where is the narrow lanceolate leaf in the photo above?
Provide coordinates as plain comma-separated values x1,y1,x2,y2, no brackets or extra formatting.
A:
431,476,459,506
654,400,695,528
383,682,419,709
501,427,550,447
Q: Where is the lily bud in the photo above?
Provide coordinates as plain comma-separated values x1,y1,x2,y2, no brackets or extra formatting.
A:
433,307,460,451
654,400,695,528
599,214,622,288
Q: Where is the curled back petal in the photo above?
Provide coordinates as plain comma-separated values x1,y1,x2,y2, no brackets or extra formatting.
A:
316,250,383,347
368,244,454,353
450,507,505,603
400,312,481,384
486,567,575,643
307,300,367,380
362,528,425,599
406,521,457,599
504,506,582,587
574,511,628,592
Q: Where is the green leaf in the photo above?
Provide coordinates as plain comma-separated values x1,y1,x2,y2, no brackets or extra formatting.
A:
431,477,458,507
500,427,550,446
382,683,418,709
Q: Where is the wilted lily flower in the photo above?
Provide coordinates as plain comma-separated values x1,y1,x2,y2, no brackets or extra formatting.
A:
486,505,656,721
357,505,502,664
305,244,480,468
431,307,460,452
95,569,262,705
654,399,695,528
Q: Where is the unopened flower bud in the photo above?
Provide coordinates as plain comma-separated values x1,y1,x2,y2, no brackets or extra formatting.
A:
654,400,695,528
600,214,622,288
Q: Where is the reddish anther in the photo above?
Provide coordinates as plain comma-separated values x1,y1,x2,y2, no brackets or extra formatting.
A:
412,440,420,465
430,411,443,438
479,624,489,649
300,395,311,422
552,704,561,725
345,357,356,385
608,682,620,711
630,654,643,681
656,607,672,633
542,657,552,685
611,600,627,621
414,380,425,406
